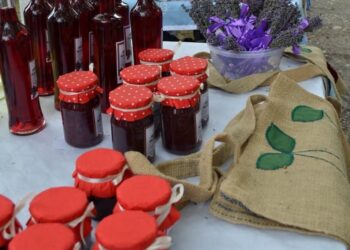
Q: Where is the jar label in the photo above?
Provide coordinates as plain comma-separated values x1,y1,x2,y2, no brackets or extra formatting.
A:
116,40,126,84
196,110,202,143
93,104,103,136
89,31,94,64
75,37,83,71
200,90,209,122
28,59,38,100
145,124,155,159
124,25,132,64
45,30,51,62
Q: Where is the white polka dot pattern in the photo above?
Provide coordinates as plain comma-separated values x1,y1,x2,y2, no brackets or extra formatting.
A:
138,48,174,63
170,56,208,76
120,65,161,85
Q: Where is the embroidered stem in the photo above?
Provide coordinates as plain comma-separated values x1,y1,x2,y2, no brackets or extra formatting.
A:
294,153,346,177
294,149,340,160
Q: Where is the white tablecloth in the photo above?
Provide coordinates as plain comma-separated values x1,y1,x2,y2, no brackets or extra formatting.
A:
0,42,346,250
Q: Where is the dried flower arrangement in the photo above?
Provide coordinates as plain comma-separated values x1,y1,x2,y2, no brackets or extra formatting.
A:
184,0,322,53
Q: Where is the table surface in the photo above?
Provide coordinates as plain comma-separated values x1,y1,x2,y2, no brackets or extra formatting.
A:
0,42,346,250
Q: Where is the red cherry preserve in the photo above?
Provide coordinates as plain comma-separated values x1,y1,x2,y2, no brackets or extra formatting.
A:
47,0,80,110
130,0,162,65
0,0,45,135
92,0,125,113
71,0,94,70
115,0,131,67
24,0,54,96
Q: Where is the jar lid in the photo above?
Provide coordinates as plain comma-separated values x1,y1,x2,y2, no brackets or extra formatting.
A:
157,75,200,97
116,175,171,211
57,71,98,92
76,148,126,179
96,211,157,250
0,195,14,227
9,224,76,250
170,56,208,76
139,49,174,63
29,187,88,223
120,65,161,86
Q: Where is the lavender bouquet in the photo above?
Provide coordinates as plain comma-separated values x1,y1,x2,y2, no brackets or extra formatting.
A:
184,0,322,79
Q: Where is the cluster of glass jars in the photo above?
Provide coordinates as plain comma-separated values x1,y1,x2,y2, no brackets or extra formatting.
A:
58,48,210,161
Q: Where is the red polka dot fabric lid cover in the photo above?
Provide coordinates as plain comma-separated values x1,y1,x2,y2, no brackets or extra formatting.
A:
96,211,158,250
120,65,161,92
8,224,76,250
28,187,92,241
73,148,128,198
170,56,208,82
157,75,200,109
114,175,181,231
0,195,22,247
108,85,153,122
57,71,103,104
139,49,174,73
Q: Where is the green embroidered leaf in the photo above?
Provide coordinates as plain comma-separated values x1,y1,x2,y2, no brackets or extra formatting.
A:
292,105,324,122
266,123,296,153
257,153,294,170
301,47,312,53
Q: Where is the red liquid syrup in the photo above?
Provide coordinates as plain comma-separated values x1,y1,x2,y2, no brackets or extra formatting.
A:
115,0,131,66
92,0,125,112
24,0,54,96
130,0,162,65
71,0,94,71
0,6,45,135
47,0,80,110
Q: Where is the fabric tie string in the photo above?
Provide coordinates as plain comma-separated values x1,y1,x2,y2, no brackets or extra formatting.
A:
1,194,32,240
123,79,159,88
73,242,82,250
77,165,128,185
97,236,172,250
153,90,201,103
59,85,103,96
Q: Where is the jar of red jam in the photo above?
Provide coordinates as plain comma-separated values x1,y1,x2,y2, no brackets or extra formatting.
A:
0,195,22,249
57,71,104,148
114,175,183,232
157,75,202,154
138,48,174,77
120,64,161,138
93,211,172,250
28,187,94,246
9,224,81,250
73,148,130,220
109,85,156,162
170,56,209,127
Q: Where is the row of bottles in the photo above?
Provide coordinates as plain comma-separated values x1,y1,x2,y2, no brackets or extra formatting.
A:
0,0,162,135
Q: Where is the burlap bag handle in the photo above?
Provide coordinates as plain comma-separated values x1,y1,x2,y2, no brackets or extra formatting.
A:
124,94,268,203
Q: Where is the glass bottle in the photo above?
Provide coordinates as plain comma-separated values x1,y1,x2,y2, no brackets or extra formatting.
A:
92,0,125,113
0,0,46,135
115,0,131,67
47,0,80,110
24,0,54,96
130,0,162,65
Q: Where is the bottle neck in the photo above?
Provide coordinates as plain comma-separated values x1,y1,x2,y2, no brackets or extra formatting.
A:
136,0,155,5
99,0,114,14
0,0,19,23
54,0,70,8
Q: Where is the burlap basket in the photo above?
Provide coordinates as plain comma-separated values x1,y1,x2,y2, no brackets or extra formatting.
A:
124,48,350,246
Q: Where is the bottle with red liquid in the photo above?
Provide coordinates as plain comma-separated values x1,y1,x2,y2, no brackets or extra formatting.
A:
24,0,54,96
47,0,81,110
92,0,125,112
87,0,98,66
0,0,46,135
71,0,94,70
115,0,131,67
130,0,162,65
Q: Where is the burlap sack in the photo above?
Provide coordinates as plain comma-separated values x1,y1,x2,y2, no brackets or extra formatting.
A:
194,46,348,100
125,74,350,246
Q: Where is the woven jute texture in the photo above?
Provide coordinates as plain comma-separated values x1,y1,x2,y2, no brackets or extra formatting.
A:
125,74,350,246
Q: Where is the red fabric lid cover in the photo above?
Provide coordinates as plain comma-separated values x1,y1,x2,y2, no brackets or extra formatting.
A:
29,187,88,223
0,195,14,227
170,56,208,76
139,49,174,73
73,148,127,198
57,71,102,104
120,65,161,88
96,211,157,250
156,75,200,109
108,85,154,122
8,224,76,250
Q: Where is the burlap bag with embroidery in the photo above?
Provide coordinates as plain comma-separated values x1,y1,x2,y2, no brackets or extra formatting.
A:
125,74,350,246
